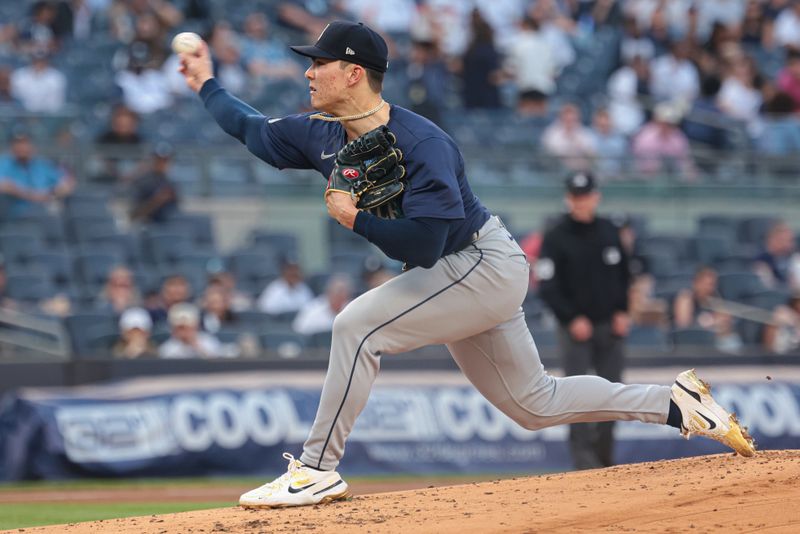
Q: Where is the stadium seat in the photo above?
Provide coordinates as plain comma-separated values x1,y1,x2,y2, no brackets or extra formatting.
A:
234,310,274,330
3,272,55,303
28,251,74,290
161,213,216,247
227,251,281,295
329,251,370,278
627,326,668,349
306,330,332,349
63,191,112,219
17,213,67,246
259,331,306,359
66,214,117,243
639,235,689,262
305,272,331,296
142,232,194,266
63,313,119,358
743,290,790,311
249,230,299,257
73,252,125,295
717,272,765,301
0,232,45,265
671,328,716,349
737,216,778,246
686,235,733,265
696,215,738,242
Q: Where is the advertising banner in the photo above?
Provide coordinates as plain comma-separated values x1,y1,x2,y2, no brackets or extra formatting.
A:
1,376,798,480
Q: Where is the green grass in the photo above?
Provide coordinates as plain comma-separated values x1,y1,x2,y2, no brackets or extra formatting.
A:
0,472,544,530
0,501,232,530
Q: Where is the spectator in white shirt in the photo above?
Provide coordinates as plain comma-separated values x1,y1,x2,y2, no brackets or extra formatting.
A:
541,102,597,171
717,53,763,138
343,0,417,35
591,108,628,178
293,274,353,336
159,303,232,359
649,40,700,103
506,16,556,96
607,54,650,135
10,50,66,113
775,1,800,50
115,41,172,114
258,258,314,316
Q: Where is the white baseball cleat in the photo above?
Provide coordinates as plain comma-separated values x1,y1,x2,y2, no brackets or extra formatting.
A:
239,453,350,509
671,369,756,457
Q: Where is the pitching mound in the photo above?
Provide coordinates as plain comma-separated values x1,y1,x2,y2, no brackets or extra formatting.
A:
16,450,800,533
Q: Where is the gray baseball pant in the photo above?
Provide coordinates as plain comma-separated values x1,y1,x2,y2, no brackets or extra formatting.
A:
299,216,671,470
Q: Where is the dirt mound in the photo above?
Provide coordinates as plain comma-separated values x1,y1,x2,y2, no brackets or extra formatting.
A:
15,450,800,534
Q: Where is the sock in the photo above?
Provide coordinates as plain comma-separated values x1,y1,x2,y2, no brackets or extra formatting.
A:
666,399,683,429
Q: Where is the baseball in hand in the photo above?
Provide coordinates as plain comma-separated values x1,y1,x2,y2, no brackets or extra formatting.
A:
171,32,202,54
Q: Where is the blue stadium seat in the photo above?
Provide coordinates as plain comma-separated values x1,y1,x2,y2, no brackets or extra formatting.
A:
227,251,281,295
717,272,765,302
3,272,55,303
686,235,733,265
627,326,668,349
28,251,74,290
671,328,716,349
73,252,125,295
0,232,45,265
161,213,217,247
737,216,778,247
259,331,306,359
63,313,120,358
249,230,299,258
306,330,332,349
142,232,194,266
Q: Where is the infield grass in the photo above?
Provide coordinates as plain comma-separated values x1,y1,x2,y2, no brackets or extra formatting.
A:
0,472,539,529
0,501,231,530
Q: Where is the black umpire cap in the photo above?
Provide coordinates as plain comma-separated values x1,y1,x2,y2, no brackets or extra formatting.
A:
565,171,597,196
290,21,389,73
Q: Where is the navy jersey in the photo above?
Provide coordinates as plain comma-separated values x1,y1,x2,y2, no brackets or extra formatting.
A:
255,106,490,254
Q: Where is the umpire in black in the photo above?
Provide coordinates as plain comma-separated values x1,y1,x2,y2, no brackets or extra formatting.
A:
537,172,631,469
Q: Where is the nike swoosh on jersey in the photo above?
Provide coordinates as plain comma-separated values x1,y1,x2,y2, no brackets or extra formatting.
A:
267,117,283,124
287,482,317,494
321,151,336,159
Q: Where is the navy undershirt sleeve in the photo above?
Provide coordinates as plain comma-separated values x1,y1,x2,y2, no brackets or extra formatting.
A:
353,212,450,268
199,78,271,162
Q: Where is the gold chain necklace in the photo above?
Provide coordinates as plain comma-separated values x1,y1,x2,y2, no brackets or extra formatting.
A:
309,100,386,122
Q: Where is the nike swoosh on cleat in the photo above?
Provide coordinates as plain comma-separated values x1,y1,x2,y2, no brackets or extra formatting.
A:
287,483,316,494
698,412,717,430
313,479,344,495
676,381,702,402
321,151,335,159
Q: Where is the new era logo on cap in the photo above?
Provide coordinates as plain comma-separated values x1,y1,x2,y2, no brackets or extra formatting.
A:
289,21,389,73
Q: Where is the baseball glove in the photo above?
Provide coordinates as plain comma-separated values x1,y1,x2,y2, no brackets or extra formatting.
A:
325,125,406,212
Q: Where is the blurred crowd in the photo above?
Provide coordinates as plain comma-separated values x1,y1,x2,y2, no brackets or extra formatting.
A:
2,0,800,359
1,1,800,177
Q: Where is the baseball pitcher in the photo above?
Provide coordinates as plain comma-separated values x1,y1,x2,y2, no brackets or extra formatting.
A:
178,21,755,509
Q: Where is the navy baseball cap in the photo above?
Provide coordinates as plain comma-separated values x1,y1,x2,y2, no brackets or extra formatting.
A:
290,21,389,73
565,171,597,196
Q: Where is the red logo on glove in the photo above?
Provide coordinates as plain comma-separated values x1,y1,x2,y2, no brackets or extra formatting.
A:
342,168,360,179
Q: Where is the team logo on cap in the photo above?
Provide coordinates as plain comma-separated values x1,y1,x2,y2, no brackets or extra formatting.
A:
346,47,355,55
572,173,588,187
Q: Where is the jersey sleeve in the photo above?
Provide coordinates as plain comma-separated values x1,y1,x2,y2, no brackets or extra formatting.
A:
200,78,314,170
401,138,465,220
